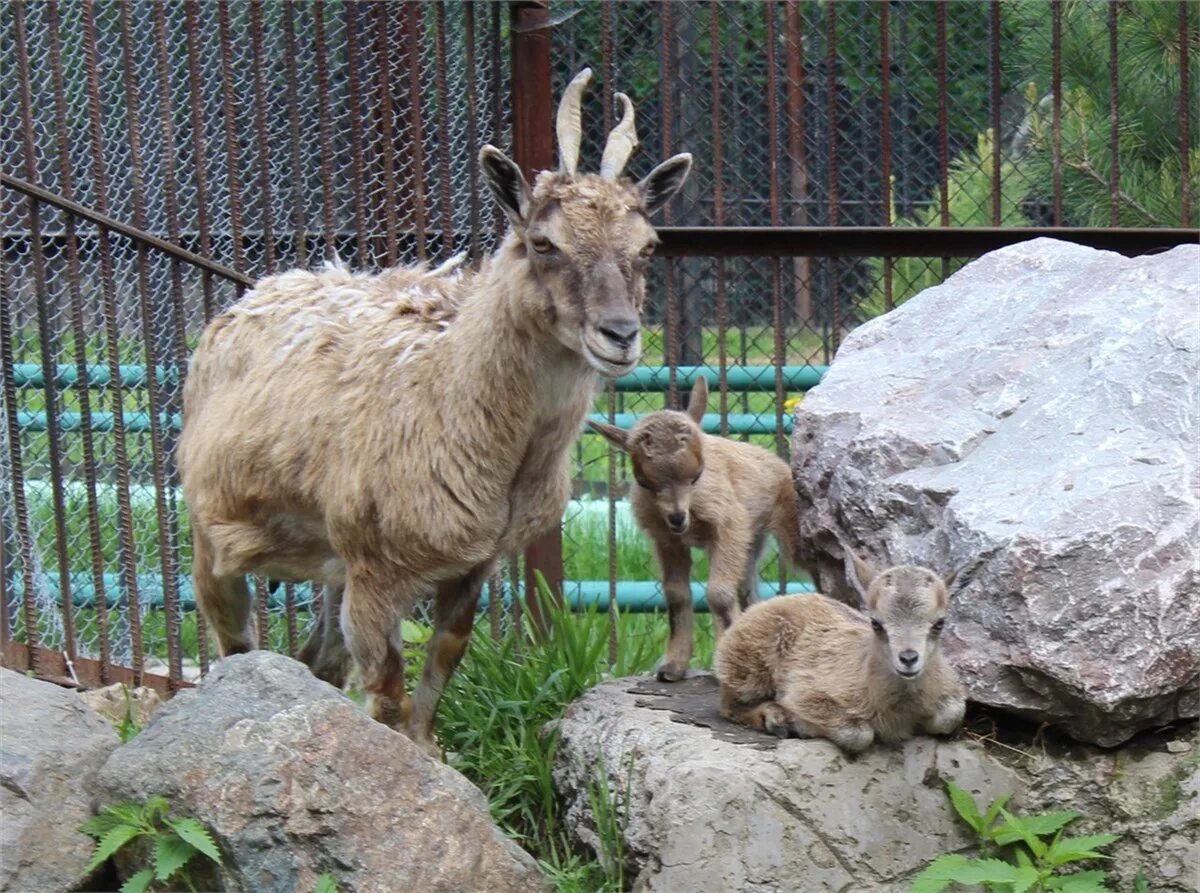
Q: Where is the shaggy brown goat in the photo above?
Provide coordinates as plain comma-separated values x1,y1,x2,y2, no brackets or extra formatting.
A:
590,377,807,681
713,551,966,753
178,69,692,756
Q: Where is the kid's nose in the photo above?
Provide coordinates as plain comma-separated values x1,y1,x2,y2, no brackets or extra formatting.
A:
666,512,687,532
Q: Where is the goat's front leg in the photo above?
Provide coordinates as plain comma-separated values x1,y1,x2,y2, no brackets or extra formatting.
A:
922,694,966,736
406,563,491,758
342,566,420,735
654,538,693,682
705,527,752,641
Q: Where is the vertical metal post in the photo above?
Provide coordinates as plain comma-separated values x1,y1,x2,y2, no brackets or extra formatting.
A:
784,0,810,326
511,0,562,630
880,1,894,312
1108,1,1121,226
1051,0,1063,226
1182,0,1193,227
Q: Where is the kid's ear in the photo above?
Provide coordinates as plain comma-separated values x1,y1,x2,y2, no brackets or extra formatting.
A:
686,376,708,425
588,420,629,451
844,546,876,606
637,153,693,216
943,561,967,595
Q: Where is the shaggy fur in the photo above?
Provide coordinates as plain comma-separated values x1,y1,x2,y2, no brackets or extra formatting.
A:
713,553,966,753
178,70,692,755
590,377,808,681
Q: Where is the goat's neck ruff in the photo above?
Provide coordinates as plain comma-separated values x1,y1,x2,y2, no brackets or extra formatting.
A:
863,641,927,711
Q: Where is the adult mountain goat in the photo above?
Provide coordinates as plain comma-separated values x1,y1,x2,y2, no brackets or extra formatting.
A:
178,69,692,756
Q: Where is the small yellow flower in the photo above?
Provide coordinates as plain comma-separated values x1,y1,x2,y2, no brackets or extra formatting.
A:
783,395,803,415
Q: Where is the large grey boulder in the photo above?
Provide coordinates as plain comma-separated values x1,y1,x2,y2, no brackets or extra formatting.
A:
0,667,120,893
92,651,546,893
792,238,1199,746
555,676,1199,893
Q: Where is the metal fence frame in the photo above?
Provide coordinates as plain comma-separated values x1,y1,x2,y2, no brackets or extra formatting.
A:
3,0,1196,695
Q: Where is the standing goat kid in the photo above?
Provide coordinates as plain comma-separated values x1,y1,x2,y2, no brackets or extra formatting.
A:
178,69,692,755
714,551,966,753
590,377,807,681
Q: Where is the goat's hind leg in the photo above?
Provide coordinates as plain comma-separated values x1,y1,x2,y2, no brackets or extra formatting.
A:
407,564,490,758
298,585,350,688
192,527,253,656
719,687,790,737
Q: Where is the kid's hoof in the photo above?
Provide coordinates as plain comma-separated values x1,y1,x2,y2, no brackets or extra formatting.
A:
758,702,791,737
656,662,689,682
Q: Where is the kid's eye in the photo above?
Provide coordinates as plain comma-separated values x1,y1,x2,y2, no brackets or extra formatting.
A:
931,619,946,635
871,618,885,635
691,470,703,485
530,237,556,254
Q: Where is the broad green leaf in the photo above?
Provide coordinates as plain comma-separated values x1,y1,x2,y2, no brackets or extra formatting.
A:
995,809,1078,850
982,793,1013,832
1045,870,1111,893
401,619,432,644
154,833,197,881
946,781,984,832
142,795,170,822
166,817,223,865
80,802,145,837
1010,863,1042,893
119,868,156,893
942,857,1027,887
909,853,972,893
1134,872,1150,893
85,824,143,873
314,873,340,893
1046,833,1120,865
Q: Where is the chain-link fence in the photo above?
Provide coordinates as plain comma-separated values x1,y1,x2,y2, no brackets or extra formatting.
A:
3,0,1196,690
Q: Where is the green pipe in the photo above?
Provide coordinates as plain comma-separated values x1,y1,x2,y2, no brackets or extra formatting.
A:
13,362,180,389
615,365,826,392
17,572,813,614
15,362,826,394
18,410,793,436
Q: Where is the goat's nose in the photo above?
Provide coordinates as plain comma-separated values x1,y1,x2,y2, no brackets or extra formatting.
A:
898,650,919,668
666,512,687,530
597,318,640,350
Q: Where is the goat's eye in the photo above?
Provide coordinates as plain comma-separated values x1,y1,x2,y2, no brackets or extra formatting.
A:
931,619,946,635
871,618,885,636
691,469,703,485
639,243,656,258
530,237,556,254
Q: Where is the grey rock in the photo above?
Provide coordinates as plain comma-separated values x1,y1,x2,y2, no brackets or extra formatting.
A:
0,667,120,893
79,683,163,733
92,651,546,893
791,238,1200,746
554,675,1200,893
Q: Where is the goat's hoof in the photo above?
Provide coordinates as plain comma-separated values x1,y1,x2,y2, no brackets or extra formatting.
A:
656,662,688,683
759,703,791,737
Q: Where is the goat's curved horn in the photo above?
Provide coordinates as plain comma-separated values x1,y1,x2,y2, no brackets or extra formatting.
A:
557,68,592,176
600,92,638,180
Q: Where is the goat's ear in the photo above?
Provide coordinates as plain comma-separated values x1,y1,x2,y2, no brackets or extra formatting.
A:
686,376,708,425
480,146,531,227
588,420,629,451
943,562,966,595
637,153,693,216
845,546,876,605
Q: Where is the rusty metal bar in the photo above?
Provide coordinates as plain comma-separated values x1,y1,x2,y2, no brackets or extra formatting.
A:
990,0,1002,226
654,226,1197,258
0,176,40,673
1108,1,1120,226
2,641,188,698
661,0,679,406
464,1,481,262
216,1,245,280
602,0,617,662
1051,0,1063,226
435,2,455,254
344,1,370,265
374,2,399,266
825,1,840,357
765,2,786,457
1182,0,1193,227
119,0,183,687
282,3,309,268
184,0,218,333
82,0,144,684
152,0,189,685
249,1,277,273
404,2,429,261
47,0,110,677
314,0,337,260
712,0,729,433
489,1,504,239
1,174,254,288
880,1,894,312
511,1,562,627
935,0,949,280
785,0,810,326
14,0,76,662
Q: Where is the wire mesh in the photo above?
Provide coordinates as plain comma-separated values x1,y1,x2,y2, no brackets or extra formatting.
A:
1,0,1195,685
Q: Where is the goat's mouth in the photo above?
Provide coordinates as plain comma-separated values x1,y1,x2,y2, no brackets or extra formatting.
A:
581,330,641,378
895,666,923,679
